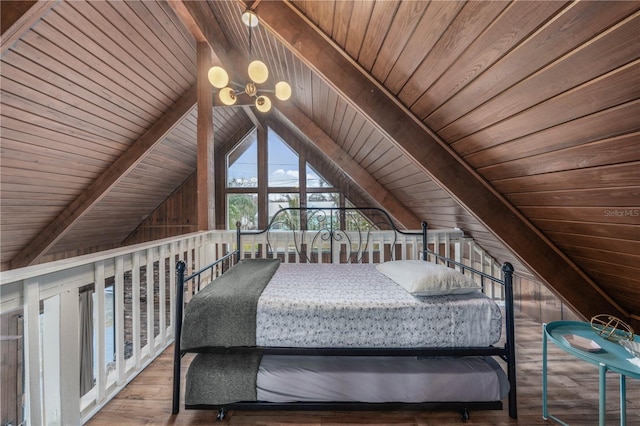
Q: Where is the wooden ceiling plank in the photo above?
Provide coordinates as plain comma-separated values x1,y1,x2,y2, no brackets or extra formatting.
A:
314,0,334,38
488,143,640,186
16,22,163,120
125,1,197,79
427,1,638,132
47,2,176,108
3,50,153,130
254,1,631,324
1,92,132,149
1,0,56,55
466,101,640,169
0,125,116,164
398,1,509,109
9,85,197,269
369,0,429,84
507,187,640,208
342,0,374,61
357,0,399,72
84,1,192,90
453,59,640,155
69,1,187,96
437,11,640,141
523,206,640,226
2,64,144,139
345,121,376,160
384,1,464,95
419,1,569,120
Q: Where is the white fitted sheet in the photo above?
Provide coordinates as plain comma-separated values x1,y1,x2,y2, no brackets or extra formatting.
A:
256,263,502,348
257,355,509,403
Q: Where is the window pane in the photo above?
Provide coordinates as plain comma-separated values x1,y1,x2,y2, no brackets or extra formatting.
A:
345,198,378,231
268,128,299,187
306,193,339,230
307,193,339,208
227,130,258,188
227,193,258,230
306,163,331,188
268,193,300,229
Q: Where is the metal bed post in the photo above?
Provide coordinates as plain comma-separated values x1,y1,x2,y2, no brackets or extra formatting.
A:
236,222,241,263
502,262,517,419
172,260,186,414
421,221,428,261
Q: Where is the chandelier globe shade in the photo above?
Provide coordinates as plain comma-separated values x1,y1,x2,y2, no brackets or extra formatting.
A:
208,66,229,89
275,81,292,101
219,87,237,106
209,8,290,112
242,9,258,27
248,60,269,84
255,95,271,113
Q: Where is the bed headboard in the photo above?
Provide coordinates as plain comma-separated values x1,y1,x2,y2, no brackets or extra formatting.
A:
239,207,425,264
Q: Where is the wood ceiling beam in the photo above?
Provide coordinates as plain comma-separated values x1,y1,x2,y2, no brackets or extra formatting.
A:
9,86,197,269
1,0,57,56
197,41,215,231
252,1,628,323
273,102,421,230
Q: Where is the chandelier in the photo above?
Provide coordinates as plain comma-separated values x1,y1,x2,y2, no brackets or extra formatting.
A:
207,9,291,112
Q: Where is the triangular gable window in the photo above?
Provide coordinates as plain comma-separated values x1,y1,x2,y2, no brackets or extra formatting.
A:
306,163,331,188
227,129,258,188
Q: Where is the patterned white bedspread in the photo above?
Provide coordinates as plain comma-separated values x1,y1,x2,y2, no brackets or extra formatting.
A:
256,263,502,348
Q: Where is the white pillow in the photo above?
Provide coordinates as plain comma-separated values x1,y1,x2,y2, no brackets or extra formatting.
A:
376,260,481,296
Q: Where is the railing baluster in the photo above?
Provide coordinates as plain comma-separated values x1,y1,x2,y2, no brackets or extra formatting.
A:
146,249,155,357
95,260,106,403
169,243,177,339
159,245,167,343
115,255,126,385
132,252,141,369
60,287,81,425
24,277,43,426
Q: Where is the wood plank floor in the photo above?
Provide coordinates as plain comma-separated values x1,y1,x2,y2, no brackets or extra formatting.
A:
87,314,640,425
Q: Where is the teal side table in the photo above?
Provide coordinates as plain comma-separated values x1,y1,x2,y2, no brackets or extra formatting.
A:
543,321,640,426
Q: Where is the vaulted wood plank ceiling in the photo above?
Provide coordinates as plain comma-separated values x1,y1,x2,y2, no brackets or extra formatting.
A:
1,1,638,328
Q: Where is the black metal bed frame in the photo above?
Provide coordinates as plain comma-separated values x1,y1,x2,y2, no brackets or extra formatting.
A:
172,207,517,421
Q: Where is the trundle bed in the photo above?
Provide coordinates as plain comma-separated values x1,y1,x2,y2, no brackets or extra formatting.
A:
172,207,517,421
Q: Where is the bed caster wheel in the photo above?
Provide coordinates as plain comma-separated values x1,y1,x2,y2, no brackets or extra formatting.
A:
461,409,470,422
216,408,226,421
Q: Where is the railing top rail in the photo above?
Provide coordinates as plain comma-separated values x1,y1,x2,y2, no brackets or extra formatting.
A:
2,224,469,287
0,230,236,286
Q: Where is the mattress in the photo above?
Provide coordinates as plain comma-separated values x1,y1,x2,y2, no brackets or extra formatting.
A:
186,354,509,405
256,263,502,348
257,355,509,403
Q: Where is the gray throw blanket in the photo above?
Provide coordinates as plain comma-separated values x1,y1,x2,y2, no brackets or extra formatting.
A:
185,352,263,405
181,258,280,350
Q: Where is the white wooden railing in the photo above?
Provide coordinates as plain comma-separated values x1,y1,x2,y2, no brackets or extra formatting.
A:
0,228,504,425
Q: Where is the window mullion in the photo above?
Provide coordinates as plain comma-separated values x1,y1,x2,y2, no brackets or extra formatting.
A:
257,127,268,229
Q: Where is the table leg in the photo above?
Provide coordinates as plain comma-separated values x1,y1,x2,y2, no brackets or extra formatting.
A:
620,374,626,426
599,363,606,426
